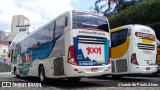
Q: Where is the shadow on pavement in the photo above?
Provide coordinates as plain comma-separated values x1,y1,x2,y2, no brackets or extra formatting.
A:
12,75,159,88
13,77,102,89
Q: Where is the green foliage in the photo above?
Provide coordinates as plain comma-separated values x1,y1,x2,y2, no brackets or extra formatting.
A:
109,0,160,28
0,31,7,41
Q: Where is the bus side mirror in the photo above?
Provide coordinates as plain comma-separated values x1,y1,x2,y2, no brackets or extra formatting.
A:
65,17,68,27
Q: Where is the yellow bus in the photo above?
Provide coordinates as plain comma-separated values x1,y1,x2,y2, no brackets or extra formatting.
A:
110,24,157,78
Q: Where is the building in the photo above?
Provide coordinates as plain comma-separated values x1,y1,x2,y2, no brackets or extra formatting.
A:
11,15,30,32
0,30,9,63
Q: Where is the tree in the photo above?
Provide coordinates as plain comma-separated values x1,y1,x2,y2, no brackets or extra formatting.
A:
90,4,103,14
91,0,142,17
114,0,143,12
90,0,117,16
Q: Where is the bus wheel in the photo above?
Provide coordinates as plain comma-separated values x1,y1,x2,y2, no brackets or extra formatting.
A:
16,74,20,78
14,68,20,78
68,77,81,82
112,75,123,79
39,66,46,82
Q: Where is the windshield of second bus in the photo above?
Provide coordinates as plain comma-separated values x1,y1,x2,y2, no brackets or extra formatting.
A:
72,12,109,32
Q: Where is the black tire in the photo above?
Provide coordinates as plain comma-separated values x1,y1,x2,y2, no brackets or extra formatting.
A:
14,68,20,78
39,66,46,82
68,77,81,82
16,74,20,78
112,75,123,79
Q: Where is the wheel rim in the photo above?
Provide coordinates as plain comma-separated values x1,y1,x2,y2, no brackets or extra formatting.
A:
15,69,17,75
40,70,44,81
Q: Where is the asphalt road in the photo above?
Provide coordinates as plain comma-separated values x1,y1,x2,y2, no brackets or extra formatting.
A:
0,72,160,90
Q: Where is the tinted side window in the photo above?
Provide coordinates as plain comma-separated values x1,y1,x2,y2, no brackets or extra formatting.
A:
111,29,128,47
39,26,49,44
24,39,28,53
25,37,30,50
49,22,55,42
21,40,25,53
16,44,21,54
111,33,118,47
31,32,39,49
21,39,27,53
55,17,65,39
119,30,128,44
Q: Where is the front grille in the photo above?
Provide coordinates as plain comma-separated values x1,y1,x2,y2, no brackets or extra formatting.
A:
77,35,107,44
137,43,155,50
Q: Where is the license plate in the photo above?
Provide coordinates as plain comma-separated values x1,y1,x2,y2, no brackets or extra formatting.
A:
91,68,98,72
146,67,150,71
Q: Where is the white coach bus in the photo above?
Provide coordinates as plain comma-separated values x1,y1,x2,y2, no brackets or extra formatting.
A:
110,24,157,78
10,10,111,82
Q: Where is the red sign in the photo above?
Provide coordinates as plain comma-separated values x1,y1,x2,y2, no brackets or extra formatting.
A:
86,47,101,55
24,53,32,64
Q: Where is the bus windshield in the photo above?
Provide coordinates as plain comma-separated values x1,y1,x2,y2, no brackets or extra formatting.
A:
72,12,109,32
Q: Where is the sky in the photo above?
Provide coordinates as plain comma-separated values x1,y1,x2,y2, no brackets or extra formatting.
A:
0,0,96,32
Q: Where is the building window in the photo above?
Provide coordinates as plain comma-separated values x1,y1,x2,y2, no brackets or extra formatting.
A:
19,28,26,32
3,49,6,53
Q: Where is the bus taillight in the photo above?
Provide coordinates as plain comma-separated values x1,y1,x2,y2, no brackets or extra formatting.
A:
108,58,111,64
131,53,139,65
68,45,78,66
108,47,111,64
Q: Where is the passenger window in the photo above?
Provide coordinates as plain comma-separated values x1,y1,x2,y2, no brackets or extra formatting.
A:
16,44,21,54
39,26,49,44
119,30,127,44
111,33,118,47
111,29,128,47
55,17,65,39
49,22,55,42
31,32,39,49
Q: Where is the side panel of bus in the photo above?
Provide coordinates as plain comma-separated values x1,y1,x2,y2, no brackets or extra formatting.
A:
111,28,130,74
11,13,70,78
45,13,71,78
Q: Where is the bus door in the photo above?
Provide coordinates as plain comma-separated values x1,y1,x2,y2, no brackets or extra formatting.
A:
15,44,23,75
22,48,32,75
17,54,23,74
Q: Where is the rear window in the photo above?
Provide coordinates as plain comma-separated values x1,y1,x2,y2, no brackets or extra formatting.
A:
72,12,109,32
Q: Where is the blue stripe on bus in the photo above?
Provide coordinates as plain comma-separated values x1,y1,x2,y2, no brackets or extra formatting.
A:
104,40,110,64
32,43,53,61
21,39,57,75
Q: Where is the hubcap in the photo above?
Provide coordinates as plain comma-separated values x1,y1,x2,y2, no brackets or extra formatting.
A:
40,70,44,81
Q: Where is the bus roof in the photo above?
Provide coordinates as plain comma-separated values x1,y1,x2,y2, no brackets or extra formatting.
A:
110,24,153,33
14,10,109,45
